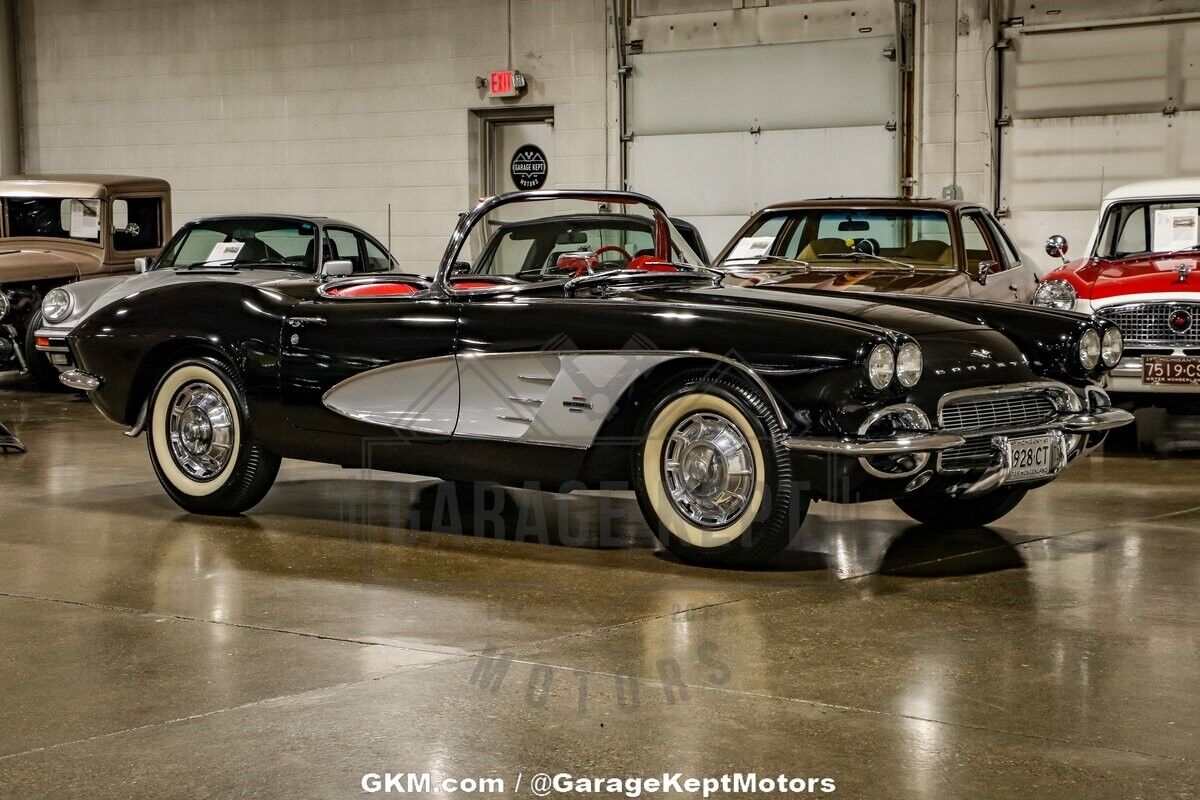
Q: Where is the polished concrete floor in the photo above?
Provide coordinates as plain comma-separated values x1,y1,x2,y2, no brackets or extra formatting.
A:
1,375,1198,798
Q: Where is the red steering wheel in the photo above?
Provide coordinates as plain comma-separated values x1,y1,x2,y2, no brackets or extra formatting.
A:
594,244,633,267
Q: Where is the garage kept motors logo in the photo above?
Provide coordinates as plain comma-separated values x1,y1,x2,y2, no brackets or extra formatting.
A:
510,144,548,190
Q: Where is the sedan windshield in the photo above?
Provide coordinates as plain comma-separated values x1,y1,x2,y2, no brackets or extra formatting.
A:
157,218,319,271
1096,199,1200,259
720,208,956,270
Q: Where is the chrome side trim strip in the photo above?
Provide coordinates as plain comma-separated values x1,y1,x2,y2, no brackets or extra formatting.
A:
518,374,556,385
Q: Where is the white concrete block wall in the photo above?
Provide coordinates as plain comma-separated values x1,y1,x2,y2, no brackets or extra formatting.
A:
17,0,612,272
917,0,994,205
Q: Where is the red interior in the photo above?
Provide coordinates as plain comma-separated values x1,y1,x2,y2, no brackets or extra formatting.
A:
626,255,678,273
324,281,422,298
452,278,511,290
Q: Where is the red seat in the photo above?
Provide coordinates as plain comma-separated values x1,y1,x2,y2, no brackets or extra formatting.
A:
325,282,421,298
626,255,677,273
452,279,508,290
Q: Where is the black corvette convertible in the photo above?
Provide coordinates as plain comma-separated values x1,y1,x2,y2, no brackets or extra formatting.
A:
62,190,1132,567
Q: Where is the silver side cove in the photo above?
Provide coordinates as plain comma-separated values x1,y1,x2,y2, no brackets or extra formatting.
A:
322,350,776,449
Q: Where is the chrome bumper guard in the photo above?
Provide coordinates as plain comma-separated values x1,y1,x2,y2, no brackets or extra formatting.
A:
60,369,102,392
1059,408,1134,433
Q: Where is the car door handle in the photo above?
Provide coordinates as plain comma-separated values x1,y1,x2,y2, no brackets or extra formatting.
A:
288,316,326,328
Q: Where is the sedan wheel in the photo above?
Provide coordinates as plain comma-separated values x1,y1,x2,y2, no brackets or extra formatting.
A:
147,358,280,514
635,375,807,567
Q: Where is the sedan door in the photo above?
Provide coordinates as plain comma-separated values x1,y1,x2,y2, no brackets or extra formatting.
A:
961,210,1029,303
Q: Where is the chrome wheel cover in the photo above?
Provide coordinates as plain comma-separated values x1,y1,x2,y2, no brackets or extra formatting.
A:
166,381,235,481
661,411,756,529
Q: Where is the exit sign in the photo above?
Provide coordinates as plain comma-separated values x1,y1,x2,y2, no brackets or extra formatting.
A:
487,69,526,98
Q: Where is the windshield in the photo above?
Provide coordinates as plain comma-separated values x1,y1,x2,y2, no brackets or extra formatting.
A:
156,218,319,271
450,198,704,284
4,197,102,243
1096,199,1200,259
720,208,955,270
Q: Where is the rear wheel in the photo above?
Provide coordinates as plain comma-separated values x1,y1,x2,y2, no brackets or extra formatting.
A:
894,485,1028,528
146,357,280,514
23,310,66,391
634,375,807,567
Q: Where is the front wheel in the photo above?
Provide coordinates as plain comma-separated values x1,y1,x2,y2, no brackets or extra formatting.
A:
634,375,808,567
146,357,280,514
894,485,1028,528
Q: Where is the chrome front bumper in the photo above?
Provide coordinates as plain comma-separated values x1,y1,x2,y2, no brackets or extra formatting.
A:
784,408,1132,457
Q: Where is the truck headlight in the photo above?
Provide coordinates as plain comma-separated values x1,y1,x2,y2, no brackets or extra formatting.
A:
1101,326,1123,367
42,287,73,323
866,344,895,390
1079,328,1101,371
0,290,9,322
895,342,923,388
1033,279,1077,311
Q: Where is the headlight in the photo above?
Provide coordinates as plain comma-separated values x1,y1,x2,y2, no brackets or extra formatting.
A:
1101,326,1123,367
42,287,73,323
1033,279,1077,311
1079,328,1101,371
895,342,923,388
866,344,895,390
0,291,9,322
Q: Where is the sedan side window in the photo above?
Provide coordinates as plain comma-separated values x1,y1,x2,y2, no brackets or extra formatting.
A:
325,228,363,272
363,237,394,272
961,213,1003,272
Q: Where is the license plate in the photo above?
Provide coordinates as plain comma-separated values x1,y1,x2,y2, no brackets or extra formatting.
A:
1004,434,1057,483
1142,355,1200,385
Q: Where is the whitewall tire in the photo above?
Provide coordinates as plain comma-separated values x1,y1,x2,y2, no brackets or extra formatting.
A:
634,375,807,567
146,358,280,514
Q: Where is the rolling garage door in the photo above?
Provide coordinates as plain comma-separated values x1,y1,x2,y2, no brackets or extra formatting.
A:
623,1,902,252
998,18,1200,265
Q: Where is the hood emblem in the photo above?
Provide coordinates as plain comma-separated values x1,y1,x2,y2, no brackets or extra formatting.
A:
1169,307,1193,334
1178,264,1193,283
970,348,992,359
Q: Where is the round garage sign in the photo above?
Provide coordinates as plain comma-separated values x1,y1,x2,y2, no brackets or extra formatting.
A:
510,144,548,190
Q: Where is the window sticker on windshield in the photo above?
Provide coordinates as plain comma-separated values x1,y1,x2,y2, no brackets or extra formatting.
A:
68,200,100,239
1152,208,1199,252
206,241,245,263
728,236,776,260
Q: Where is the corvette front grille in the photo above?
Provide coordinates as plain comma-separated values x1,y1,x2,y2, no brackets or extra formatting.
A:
937,389,1062,473
1097,302,1200,346
939,392,1059,433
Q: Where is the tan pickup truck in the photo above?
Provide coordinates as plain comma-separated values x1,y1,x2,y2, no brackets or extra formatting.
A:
0,174,170,388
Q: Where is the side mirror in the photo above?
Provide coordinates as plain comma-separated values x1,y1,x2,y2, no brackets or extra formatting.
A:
322,259,354,278
1045,234,1069,262
133,257,152,273
450,261,471,276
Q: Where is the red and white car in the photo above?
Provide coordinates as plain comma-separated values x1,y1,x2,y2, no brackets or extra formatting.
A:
1034,179,1200,404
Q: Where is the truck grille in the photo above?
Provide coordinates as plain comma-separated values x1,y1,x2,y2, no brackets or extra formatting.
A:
1097,302,1200,346
940,393,1059,433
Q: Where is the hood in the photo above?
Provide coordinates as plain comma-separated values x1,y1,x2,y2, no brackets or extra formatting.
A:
0,247,97,283
663,283,990,338
1058,253,1200,300
60,267,310,330
727,267,970,298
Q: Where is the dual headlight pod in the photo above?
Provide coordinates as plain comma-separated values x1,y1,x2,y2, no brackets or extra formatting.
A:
42,287,73,323
866,342,923,390
1078,326,1123,370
